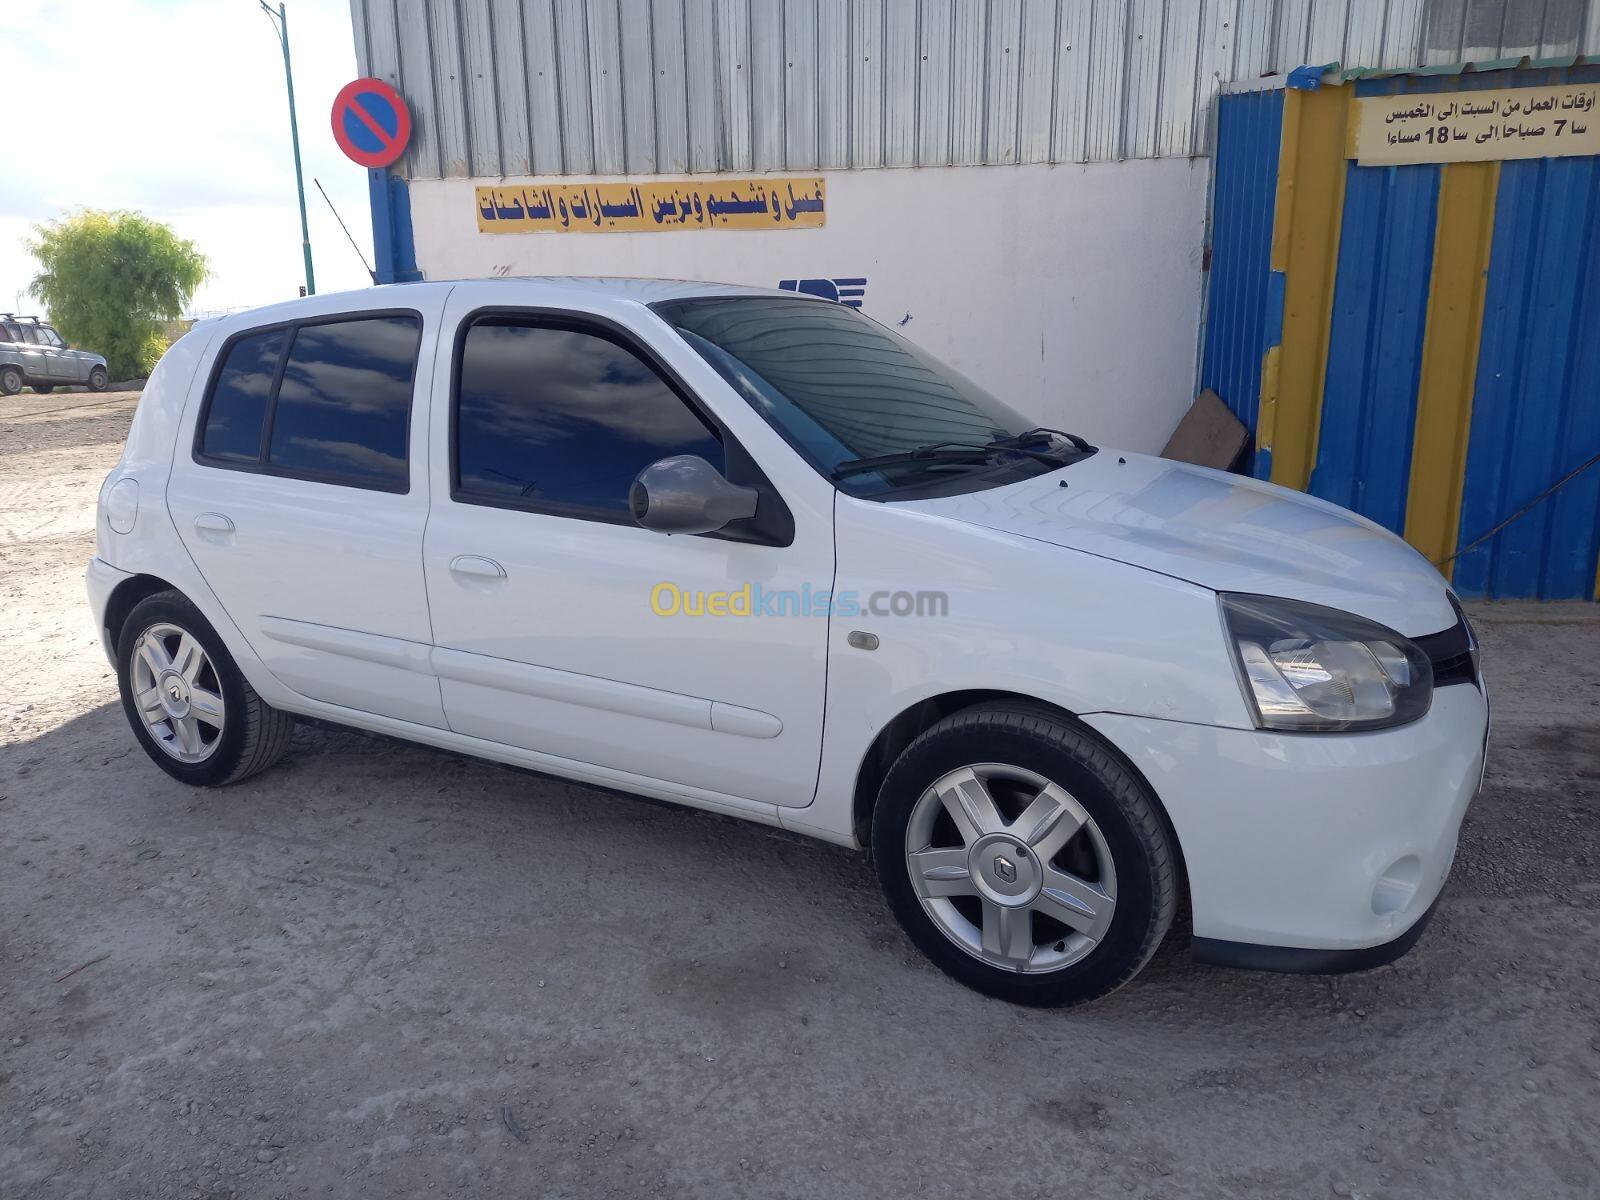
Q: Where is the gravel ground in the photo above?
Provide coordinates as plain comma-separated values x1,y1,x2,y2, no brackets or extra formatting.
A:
2,392,1598,1199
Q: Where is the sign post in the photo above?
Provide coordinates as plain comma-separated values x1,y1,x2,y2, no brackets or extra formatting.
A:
332,78,413,286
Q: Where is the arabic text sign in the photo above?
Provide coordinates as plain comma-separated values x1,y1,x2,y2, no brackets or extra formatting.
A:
476,178,826,233
1351,84,1600,165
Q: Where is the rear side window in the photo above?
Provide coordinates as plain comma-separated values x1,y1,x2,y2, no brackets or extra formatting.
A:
196,314,421,492
268,318,418,488
200,329,284,462
454,320,722,521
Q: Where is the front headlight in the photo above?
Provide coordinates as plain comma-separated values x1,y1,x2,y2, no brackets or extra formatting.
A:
1220,594,1433,732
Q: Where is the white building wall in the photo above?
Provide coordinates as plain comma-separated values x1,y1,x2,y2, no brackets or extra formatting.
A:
406,157,1210,454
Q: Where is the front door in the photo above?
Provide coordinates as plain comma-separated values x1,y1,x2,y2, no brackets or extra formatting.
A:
167,300,447,727
422,299,832,808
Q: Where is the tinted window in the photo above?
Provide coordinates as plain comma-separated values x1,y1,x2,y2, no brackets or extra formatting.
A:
267,316,420,490
455,321,722,520
200,329,284,462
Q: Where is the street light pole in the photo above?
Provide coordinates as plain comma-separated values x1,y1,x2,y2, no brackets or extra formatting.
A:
260,0,315,296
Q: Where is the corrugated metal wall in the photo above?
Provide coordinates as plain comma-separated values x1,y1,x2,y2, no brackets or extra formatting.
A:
1307,160,1440,533
1454,149,1600,598
1197,86,1283,463
1206,65,1600,600
349,0,1600,180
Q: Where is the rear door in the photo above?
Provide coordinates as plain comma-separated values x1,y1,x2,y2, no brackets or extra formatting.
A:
166,294,449,727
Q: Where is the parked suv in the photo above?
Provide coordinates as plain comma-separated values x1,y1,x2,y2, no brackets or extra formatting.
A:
87,279,1488,1006
0,314,110,394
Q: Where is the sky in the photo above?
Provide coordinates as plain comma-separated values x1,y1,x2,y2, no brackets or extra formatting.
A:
0,0,376,318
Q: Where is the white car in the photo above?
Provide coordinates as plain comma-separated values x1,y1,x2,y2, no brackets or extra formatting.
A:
87,278,1487,1006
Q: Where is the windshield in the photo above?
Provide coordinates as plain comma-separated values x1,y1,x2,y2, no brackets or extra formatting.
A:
654,296,1078,497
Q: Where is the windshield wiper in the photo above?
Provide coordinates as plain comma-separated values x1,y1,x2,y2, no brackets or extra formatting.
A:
987,427,1095,455
830,443,995,480
830,438,1078,481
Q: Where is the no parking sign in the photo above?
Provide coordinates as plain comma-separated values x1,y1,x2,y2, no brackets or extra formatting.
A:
330,77,411,169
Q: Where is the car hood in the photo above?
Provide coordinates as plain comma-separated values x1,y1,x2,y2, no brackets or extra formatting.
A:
897,451,1457,636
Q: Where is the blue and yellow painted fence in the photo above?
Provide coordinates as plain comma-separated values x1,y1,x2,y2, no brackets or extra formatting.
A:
1202,65,1600,601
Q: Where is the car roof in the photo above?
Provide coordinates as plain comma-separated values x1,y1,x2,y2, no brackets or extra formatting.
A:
208,276,822,336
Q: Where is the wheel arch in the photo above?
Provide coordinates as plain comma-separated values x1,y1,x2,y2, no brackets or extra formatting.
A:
850,690,1189,901
103,572,183,650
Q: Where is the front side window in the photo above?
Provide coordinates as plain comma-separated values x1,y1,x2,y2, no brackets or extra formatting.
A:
196,314,420,492
36,327,63,348
454,319,722,521
656,296,1085,497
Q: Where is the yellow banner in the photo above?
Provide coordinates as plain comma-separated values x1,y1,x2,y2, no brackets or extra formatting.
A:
1351,83,1600,165
475,178,826,234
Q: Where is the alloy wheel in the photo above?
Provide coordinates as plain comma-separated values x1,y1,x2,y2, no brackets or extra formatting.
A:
130,622,227,763
904,763,1117,973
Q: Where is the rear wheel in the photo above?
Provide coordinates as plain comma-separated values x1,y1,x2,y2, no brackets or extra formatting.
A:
0,366,22,395
115,590,294,786
87,366,109,392
30,383,54,394
872,703,1178,1006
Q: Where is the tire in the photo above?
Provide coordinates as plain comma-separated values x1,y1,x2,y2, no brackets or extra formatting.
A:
30,383,54,394
87,366,108,392
872,702,1178,1007
0,366,22,395
115,589,294,787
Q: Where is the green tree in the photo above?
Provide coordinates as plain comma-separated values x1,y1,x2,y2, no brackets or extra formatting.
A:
27,210,207,379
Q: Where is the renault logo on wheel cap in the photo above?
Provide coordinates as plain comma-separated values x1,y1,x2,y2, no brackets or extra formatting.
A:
995,855,1018,884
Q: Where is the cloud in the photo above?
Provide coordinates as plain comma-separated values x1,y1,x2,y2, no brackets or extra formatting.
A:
0,0,377,314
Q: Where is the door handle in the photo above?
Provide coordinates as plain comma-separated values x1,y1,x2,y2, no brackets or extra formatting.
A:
449,554,506,580
193,512,235,543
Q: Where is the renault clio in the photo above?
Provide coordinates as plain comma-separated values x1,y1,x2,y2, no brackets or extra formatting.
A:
87,279,1487,1006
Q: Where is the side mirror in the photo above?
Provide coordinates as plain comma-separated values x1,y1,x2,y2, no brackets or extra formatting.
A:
629,455,758,535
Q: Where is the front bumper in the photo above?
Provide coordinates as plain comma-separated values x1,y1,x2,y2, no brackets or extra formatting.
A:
1085,683,1488,963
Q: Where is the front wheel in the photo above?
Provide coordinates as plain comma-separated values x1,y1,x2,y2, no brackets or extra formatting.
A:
872,703,1178,1006
116,590,294,786
87,366,108,392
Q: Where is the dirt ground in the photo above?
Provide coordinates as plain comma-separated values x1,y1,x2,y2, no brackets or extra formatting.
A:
2,392,1598,1200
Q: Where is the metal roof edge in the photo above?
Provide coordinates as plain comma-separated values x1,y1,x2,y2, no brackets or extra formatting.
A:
1295,54,1596,87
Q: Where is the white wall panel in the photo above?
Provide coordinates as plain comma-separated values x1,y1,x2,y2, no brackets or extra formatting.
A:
406,159,1213,455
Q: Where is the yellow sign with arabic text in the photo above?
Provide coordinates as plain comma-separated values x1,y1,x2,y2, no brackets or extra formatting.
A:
476,177,826,234
1351,83,1600,165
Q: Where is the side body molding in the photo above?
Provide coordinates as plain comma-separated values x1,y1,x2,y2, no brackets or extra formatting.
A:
431,646,783,739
